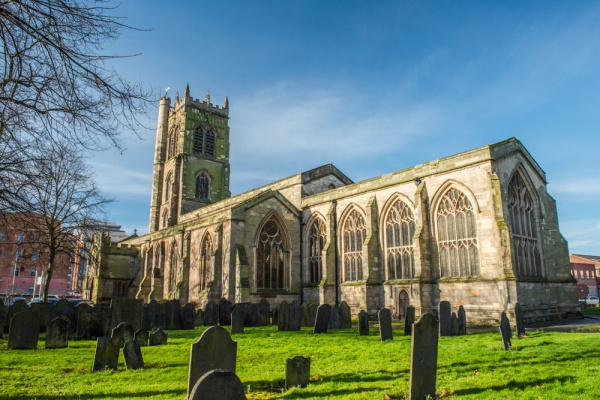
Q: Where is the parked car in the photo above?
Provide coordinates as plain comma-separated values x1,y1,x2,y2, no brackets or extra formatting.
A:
4,296,27,306
67,298,94,306
27,298,59,306
586,296,599,306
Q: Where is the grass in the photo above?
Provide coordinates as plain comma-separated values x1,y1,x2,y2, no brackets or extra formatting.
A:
0,324,598,399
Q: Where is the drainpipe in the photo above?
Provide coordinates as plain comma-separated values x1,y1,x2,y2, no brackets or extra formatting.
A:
332,200,339,306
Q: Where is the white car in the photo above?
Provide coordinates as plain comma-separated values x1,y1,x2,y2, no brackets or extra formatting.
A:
586,296,599,305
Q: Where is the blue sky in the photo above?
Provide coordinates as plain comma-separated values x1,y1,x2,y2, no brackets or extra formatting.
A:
94,1,600,255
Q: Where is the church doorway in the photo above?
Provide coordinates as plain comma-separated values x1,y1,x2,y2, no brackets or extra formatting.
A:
397,289,409,321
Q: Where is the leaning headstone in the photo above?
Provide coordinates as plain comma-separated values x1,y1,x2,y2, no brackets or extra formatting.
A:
219,299,233,326
278,301,290,331
257,299,270,326
134,328,149,347
164,299,182,330
358,310,369,336
92,337,120,372
515,303,525,337
8,310,40,350
301,302,311,327
404,306,416,336
339,301,352,329
308,303,318,327
149,328,168,346
458,305,467,335
313,304,331,334
143,300,166,330
499,312,512,350
46,316,70,349
204,301,218,326
289,300,302,331
111,321,135,348
123,339,144,370
194,309,205,327
451,312,459,336
188,369,247,400
409,313,439,400
187,325,237,398
378,308,393,341
438,300,452,336
231,307,244,334
328,306,340,330
181,303,196,330
286,356,311,388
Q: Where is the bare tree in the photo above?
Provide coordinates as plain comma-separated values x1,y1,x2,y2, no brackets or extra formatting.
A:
5,140,112,301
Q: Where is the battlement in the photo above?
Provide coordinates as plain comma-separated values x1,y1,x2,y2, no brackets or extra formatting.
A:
170,84,229,117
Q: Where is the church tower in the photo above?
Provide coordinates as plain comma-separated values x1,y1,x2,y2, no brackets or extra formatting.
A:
149,85,231,232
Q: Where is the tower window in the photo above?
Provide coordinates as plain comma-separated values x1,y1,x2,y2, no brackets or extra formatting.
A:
195,172,211,200
167,128,178,159
193,127,216,157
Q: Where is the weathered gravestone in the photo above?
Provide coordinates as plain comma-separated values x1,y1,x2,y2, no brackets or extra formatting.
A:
187,326,237,398
286,356,311,388
231,306,244,334
76,303,101,340
289,300,302,331
500,312,512,350
409,313,439,400
111,321,135,348
458,305,467,335
339,301,352,329
404,306,416,336
515,303,525,337
134,328,149,347
328,306,340,330
53,299,78,333
378,308,393,341
272,307,279,326
181,303,196,330
249,303,260,327
30,301,52,330
123,339,144,370
257,299,270,326
8,310,40,350
92,337,120,372
219,299,233,326
301,303,311,327
164,299,182,330
111,298,143,332
46,316,70,349
143,300,166,330
7,300,29,333
188,369,247,400
194,309,205,327
451,312,459,336
204,301,218,326
149,328,168,346
278,301,290,331
308,303,318,327
358,310,369,336
313,304,331,334
438,300,452,336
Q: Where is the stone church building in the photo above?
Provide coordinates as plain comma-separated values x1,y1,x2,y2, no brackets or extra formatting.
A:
120,86,578,323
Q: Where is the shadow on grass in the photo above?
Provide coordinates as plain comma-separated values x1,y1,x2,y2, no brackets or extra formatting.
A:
0,389,185,399
449,375,575,396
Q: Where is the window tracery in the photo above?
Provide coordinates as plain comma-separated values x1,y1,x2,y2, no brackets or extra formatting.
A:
342,209,367,282
193,126,216,157
167,128,177,159
256,217,288,289
308,218,326,284
384,199,415,280
436,188,479,277
195,172,211,200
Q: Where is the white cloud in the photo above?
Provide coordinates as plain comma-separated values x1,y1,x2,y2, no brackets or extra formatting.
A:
89,161,153,196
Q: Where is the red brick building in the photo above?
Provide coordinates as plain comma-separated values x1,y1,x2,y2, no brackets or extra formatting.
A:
0,213,73,298
570,254,600,298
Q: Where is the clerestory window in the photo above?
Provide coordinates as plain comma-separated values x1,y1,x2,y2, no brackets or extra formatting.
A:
384,199,416,280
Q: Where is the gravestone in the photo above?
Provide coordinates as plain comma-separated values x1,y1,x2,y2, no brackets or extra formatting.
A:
249,303,260,327
301,303,310,327
0,301,7,335
257,299,270,326
289,300,302,331
313,304,331,334
92,337,120,372
188,369,247,400
164,299,182,330
111,321,135,348
181,303,196,330
53,300,77,333
46,316,70,349
123,339,144,370
134,328,149,347
204,301,218,326
143,300,166,330
231,307,244,334
286,356,311,388
272,307,279,326
328,306,340,330
76,303,99,339
378,308,393,341
8,310,40,350
404,306,415,336
30,301,52,330
409,313,439,400
358,310,369,336
95,304,113,337
149,328,168,346
438,300,452,336
7,300,29,332
458,305,467,335
515,303,525,337
308,303,318,327
339,301,352,329
219,299,233,326
499,312,512,350
187,325,237,398
194,309,205,327
111,298,143,331
451,312,459,336
278,301,290,331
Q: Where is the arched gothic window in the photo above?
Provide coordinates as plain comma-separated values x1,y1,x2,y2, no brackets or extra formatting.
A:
164,172,173,203
342,209,367,282
167,128,177,159
161,209,169,229
436,188,479,277
200,234,213,290
168,244,178,294
308,218,326,284
256,217,288,289
193,127,216,157
195,172,211,200
508,172,542,277
384,199,416,280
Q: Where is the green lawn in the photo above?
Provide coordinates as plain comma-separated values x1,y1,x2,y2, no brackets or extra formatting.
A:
0,324,598,399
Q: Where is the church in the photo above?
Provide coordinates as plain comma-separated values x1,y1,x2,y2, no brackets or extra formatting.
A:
119,85,578,324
